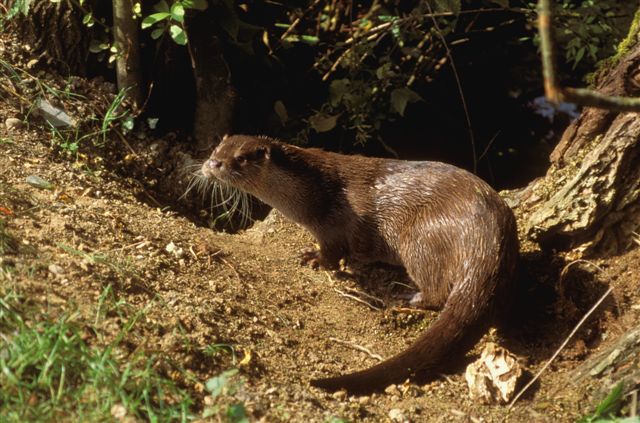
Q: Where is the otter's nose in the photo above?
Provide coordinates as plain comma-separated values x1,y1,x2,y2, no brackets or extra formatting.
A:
207,159,222,169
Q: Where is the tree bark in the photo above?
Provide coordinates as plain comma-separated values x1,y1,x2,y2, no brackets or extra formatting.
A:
514,41,640,256
112,0,143,108
186,11,235,152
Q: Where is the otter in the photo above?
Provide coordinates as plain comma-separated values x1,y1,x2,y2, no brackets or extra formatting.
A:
201,134,519,394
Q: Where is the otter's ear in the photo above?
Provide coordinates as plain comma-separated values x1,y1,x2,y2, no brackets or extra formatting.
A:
222,133,229,141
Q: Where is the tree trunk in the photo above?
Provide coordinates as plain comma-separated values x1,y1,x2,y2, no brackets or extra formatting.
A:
513,40,640,257
503,20,640,408
112,0,143,108
186,11,235,152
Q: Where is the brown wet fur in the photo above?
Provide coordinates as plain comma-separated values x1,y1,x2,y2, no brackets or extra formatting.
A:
202,135,519,393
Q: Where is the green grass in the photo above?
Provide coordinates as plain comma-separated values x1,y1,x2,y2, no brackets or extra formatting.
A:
0,289,194,422
578,382,640,423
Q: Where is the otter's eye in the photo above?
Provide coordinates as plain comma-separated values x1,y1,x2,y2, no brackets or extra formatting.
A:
235,155,247,164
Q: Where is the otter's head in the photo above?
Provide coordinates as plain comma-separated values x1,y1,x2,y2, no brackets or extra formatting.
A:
202,135,274,193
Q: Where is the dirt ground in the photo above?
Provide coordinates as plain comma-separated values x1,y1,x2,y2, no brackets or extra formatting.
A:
1,33,639,422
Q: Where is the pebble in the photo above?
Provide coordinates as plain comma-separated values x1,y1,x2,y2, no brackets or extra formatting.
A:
110,403,127,419
332,390,347,401
5,117,23,131
357,396,370,405
388,408,408,422
384,384,401,396
26,175,54,190
48,264,64,276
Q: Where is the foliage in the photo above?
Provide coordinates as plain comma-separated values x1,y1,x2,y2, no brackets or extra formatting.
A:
2,0,633,154
141,0,208,45
549,0,625,70
577,383,640,423
0,289,194,422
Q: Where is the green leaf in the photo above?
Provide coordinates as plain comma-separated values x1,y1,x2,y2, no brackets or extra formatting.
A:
329,79,350,107
309,113,338,133
151,28,165,40
594,382,623,418
205,369,239,398
390,87,422,116
170,3,185,23
89,40,110,53
573,46,586,68
141,12,170,29
82,12,94,27
226,403,249,423
300,35,319,45
182,0,208,10
153,0,170,13
170,25,188,45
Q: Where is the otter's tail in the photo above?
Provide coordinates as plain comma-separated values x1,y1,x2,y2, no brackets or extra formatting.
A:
310,285,492,394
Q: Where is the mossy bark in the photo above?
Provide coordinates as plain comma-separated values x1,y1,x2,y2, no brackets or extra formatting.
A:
513,27,640,256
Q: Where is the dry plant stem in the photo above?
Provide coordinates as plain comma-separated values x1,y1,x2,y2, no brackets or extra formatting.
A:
333,287,382,311
188,245,198,261
392,307,427,315
114,129,138,157
220,257,242,284
507,285,613,408
538,0,640,111
280,0,322,41
630,390,638,417
342,286,385,306
328,337,383,361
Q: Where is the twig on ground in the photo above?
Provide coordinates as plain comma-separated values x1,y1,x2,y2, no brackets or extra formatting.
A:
188,245,198,261
220,257,242,284
342,286,385,307
114,129,138,157
392,307,427,315
508,282,613,408
328,337,383,361
333,287,382,311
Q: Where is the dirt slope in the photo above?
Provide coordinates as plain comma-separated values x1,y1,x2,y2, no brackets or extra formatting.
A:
1,39,639,423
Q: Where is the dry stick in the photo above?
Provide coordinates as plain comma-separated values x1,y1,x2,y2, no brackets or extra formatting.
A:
342,286,385,307
425,2,478,173
478,130,502,162
220,257,242,284
538,0,640,111
328,337,383,361
188,245,199,261
114,129,138,157
333,287,382,311
344,8,532,46
280,0,322,41
507,283,613,409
